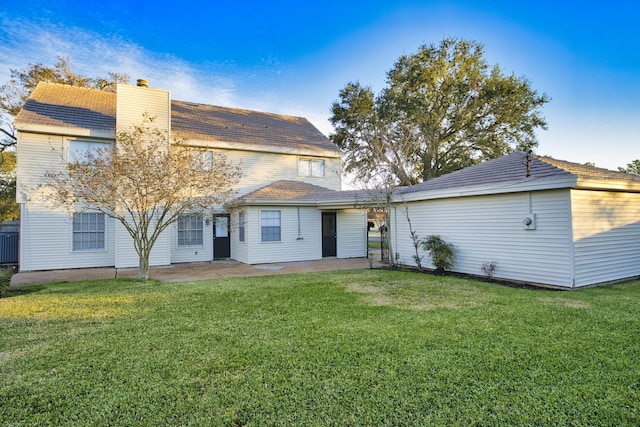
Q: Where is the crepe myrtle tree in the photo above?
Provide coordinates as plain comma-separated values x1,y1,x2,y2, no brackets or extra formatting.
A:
42,114,241,280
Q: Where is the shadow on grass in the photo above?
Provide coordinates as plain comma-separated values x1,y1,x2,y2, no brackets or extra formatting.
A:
2,284,47,298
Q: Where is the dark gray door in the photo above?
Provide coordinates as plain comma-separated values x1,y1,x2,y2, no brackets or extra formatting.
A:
213,214,230,259
322,212,337,257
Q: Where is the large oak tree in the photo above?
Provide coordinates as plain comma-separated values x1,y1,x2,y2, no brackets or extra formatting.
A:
619,160,640,176
330,38,550,186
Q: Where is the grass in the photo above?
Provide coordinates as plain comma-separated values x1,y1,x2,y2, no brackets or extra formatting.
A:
368,240,382,249
1,270,640,426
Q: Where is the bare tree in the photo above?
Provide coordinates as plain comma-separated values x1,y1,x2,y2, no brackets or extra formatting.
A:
41,115,241,280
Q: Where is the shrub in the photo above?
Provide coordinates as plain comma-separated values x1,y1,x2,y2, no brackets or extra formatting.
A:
420,235,455,274
482,261,498,279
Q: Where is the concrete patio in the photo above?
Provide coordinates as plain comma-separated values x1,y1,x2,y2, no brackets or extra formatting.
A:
10,255,386,286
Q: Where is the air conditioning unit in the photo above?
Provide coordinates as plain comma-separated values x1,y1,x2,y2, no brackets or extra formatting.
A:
522,213,536,230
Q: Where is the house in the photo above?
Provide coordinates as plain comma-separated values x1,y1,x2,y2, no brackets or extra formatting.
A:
14,81,368,272
390,151,640,288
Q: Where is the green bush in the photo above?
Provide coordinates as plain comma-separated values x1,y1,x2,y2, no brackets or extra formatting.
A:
421,234,455,273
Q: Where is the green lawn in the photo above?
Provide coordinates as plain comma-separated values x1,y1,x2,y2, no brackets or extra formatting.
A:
1,270,639,426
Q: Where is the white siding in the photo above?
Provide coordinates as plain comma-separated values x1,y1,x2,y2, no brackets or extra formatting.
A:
230,210,249,263
114,220,170,269
217,149,342,195
244,206,322,264
17,133,66,201
392,190,574,287
19,203,116,271
571,189,640,287
17,132,118,271
336,209,368,258
116,84,170,132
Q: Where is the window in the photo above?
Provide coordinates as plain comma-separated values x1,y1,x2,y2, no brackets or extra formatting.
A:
73,212,106,251
192,150,213,170
68,140,111,164
261,210,281,242
238,211,245,242
177,213,204,247
298,158,325,177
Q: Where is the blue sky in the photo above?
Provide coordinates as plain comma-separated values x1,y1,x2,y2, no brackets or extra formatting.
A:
1,1,638,174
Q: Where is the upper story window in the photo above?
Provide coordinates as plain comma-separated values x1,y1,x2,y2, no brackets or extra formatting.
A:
298,158,325,177
192,150,213,171
72,212,106,251
177,213,204,247
68,140,112,164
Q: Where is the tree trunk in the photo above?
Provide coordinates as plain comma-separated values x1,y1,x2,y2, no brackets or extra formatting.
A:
138,252,150,281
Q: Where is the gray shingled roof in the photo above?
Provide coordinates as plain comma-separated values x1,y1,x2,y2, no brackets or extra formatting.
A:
171,101,340,154
239,180,336,202
15,82,339,154
537,155,640,181
237,180,371,205
14,82,116,132
397,151,640,195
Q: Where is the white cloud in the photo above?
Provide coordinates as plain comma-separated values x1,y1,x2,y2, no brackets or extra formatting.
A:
0,16,241,108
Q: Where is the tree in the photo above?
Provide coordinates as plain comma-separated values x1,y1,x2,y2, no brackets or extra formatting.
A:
0,151,18,221
42,115,241,280
618,160,640,175
0,57,128,149
330,38,550,185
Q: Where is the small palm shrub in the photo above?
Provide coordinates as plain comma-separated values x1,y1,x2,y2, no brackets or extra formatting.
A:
421,235,455,274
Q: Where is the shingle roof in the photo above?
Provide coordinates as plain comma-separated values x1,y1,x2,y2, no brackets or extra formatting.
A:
171,101,340,154
14,82,116,132
15,82,340,154
239,180,335,201
397,151,640,195
536,155,640,181
237,180,371,205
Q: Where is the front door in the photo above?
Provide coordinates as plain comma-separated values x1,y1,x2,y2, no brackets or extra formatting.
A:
213,214,231,259
322,212,337,257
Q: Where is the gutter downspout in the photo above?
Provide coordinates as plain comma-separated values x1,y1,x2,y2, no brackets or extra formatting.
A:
567,190,576,288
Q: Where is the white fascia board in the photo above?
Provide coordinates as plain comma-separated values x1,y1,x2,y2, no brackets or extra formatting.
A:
16,124,114,140
395,177,579,203
236,199,370,209
180,138,342,158
236,199,317,207
315,202,370,210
